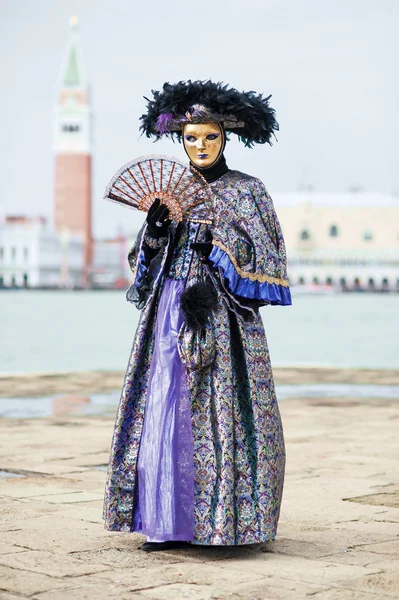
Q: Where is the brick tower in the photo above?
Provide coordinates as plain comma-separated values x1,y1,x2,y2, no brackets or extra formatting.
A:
54,16,92,286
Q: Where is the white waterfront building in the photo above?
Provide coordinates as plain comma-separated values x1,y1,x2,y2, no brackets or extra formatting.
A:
274,192,399,291
0,216,84,288
91,235,132,288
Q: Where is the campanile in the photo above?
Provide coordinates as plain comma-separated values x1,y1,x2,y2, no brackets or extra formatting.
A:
54,16,92,285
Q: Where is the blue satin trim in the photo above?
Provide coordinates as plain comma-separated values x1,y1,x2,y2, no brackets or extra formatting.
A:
209,245,292,306
135,246,147,287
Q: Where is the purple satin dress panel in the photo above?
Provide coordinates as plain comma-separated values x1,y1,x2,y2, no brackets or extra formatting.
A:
133,277,194,542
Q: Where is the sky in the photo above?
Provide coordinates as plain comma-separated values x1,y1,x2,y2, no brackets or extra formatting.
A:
1,0,398,237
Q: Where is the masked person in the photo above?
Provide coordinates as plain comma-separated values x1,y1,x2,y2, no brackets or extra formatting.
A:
103,81,292,551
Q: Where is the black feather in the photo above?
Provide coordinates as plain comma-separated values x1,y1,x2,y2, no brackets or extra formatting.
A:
139,80,279,148
180,282,218,332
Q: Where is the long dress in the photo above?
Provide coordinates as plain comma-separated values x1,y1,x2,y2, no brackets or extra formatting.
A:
103,170,292,545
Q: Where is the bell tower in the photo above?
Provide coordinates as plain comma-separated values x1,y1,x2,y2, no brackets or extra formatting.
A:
54,16,92,285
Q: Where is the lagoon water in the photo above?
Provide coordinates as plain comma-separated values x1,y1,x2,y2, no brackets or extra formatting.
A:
2,383,399,419
0,290,398,374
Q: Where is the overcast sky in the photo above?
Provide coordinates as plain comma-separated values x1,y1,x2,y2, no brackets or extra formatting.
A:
1,0,398,237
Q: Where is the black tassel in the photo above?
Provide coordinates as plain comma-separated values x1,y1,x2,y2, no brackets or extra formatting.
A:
180,282,218,332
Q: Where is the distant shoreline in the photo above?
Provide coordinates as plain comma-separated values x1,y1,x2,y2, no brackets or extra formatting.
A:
1,288,398,294
1,367,398,398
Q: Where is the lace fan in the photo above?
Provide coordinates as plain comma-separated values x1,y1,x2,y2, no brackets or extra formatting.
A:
104,155,213,222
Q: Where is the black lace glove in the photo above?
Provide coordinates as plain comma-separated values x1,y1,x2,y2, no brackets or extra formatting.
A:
146,198,171,239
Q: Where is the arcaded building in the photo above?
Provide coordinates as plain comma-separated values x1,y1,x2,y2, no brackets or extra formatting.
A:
274,192,399,290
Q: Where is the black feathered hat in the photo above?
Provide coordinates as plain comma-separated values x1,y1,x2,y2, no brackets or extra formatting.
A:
140,80,279,148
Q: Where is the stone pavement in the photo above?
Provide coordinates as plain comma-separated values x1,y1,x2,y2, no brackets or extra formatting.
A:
0,392,398,599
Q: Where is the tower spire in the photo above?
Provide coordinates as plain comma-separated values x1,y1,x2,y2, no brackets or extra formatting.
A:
70,15,79,29
59,16,87,90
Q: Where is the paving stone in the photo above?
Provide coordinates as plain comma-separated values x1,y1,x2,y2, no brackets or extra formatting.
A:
0,503,63,532
0,542,28,556
35,492,103,504
212,554,382,586
0,484,80,499
138,579,329,600
71,546,194,568
316,549,399,567
333,520,399,537
0,461,89,476
0,392,398,599
56,453,111,467
302,588,393,599
0,549,108,578
336,570,399,597
90,560,263,588
2,514,102,535
57,470,107,483
358,539,399,557
72,542,263,568
260,537,335,559
0,566,67,596
0,593,28,600
138,582,218,599
0,528,114,553
56,505,103,524
55,568,265,599
277,529,398,556
31,584,135,600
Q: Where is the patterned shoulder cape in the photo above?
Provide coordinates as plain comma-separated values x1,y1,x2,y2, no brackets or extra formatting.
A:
208,170,291,306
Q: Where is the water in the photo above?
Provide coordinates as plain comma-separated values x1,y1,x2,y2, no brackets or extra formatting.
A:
0,391,119,419
0,470,25,478
0,291,398,373
1,384,398,419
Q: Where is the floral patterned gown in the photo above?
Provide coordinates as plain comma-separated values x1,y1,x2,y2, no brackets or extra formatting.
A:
103,170,291,545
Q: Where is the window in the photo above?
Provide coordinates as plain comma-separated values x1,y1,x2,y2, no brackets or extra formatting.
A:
329,224,339,237
0,247,3,261
0,275,3,287
312,276,319,284
326,277,333,285
363,230,373,242
300,229,310,241
298,276,305,285
23,273,28,287
23,247,29,261
11,247,16,262
62,124,80,133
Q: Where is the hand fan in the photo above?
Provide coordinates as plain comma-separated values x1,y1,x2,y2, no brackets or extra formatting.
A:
104,155,213,222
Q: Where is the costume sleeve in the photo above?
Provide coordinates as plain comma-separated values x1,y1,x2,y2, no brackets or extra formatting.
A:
125,223,170,310
208,178,291,307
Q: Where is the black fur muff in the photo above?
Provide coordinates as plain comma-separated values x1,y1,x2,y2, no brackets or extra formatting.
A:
180,282,218,332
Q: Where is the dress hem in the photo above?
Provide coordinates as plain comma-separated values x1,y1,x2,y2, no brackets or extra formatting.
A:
104,522,277,546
